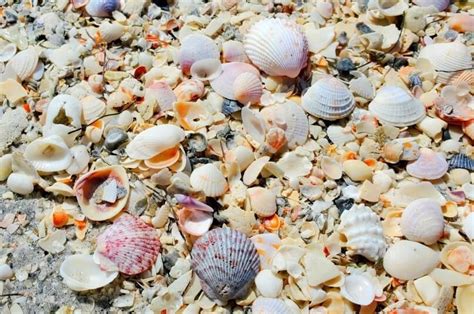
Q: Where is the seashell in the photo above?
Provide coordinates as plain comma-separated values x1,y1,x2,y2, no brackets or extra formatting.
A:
144,145,182,170
126,125,185,160
383,240,440,280
0,43,16,62
174,101,213,131
391,181,446,207
369,85,426,127
190,58,223,81
343,160,373,182
272,245,305,278
305,26,335,54
368,0,408,17
145,81,177,112
225,146,254,171
44,94,82,145
191,228,260,304
277,101,308,149
80,96,106,124
340,274,376,306
250,233,281,270
98,21,125,43
400,198,444,245
440,242,473,274
252,297,291,314
210,62,260,100
60,254,118,291
243,156,270,185
233,72,263,105
175,194,213,237
463,212,474,240
417,116,447,141
434,83,474,124
85,0,121,17
222,40,249,63
241,106,266,144
189,163,228,197
303,252,339,286
94,214,160,275
174,79,205,102
338,204,386,261
0,154,12,181
349,71,375,100
418,42,472,84
263,128,287,154
302,77,355,121
321,157,342,180
413,276,440,306
244,18,308,78
455,284,474,313
277,152,312,179
24,135,72,172
255,270,283,298
247,187,277,218
326,125,355,146
406,148,448,180
6,47,39,81
430,268,474,287
0,264,14,281
413,0,450,11
178,33,219,75
7,173,35,195
382,141,403,164
0,79,28,103
74,166,130,221
449,14,474,33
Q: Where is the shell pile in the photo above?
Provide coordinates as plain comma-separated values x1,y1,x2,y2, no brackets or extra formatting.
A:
0,0,473,312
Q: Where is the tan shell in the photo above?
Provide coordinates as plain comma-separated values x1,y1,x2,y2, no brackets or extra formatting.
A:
174,79,205,102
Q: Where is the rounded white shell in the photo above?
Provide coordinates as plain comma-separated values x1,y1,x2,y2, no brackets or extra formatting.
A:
244,18,308,78
368,85,426,127
85,0,121,17
340,274,375,306
66,145,91,175
7,173,35,195
302,77,355,120
210,62,260,100
190,58,223,81
255,269,283,298
0,43,16,63
252,297,291,314
80,95,106,124
338,204,386,261
6,47,39,81
222,40,249,63
400,198,444,245
406,148,448,180
247,187,277,217
233,72,263,105
190,163,228,197
24,135,72,172
178,33,219,75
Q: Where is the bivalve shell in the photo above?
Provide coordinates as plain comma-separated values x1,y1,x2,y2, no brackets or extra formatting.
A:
406,148,448,180
210,62,260,100
190,58,223,82
222,40,249,63
400,198,444,245
6,47,39,81
24,135,73,172
85,0,121,17
233,72,263,105
178,33,219,75
247,187,277,217
252,297,291,314
190,163,228,197
174,79,205,102
255,270,283,298
340,274,376,306
440,242,473,274
7,173,35,195
175,194,213,237
413,0,449,11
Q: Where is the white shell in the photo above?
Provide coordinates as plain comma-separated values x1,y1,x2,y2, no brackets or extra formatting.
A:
210,62,260,100
0,43,16,62
302,77,355,120
0,264,14,281
225,146,254,171
44,94,82,145
241,106,266,144
190,163,228,197
406,148,448,180
247,187,277,217
243,156,270,186
383,240,440,280
400,198,444,245
6,47,39,81
349,71,375,100
233,72,263,105
369,85,426,127
244,18,308,78
222,40,249,63
430,268,473,287
321,156,342,180
85,0,121,17
413,276,440,306
7,173,35,195
0,154,12,181
255,270,283,298
190,58,223,81
24,135,73,172
98,21,124,43
80,95,106,124
338,204,386,261
276,152,312,179
60,254,118,291
66,145,91,175
340,274,375,306
178,33,219,75
463,212,474,240
250,233,282,270
174,101,213,131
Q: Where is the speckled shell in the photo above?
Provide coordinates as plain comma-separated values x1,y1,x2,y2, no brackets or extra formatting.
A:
85,0,121,17
244,18,308,78
94,214,160,275
210,62,260,100
413,0,449,12
191,228,260,304
406,148,448,180
368,85,426,127
252,297,291,314
302,77,355,121
178,33,219,75
233,72,263,105
400,198,444,245
448,154,474,171
338,205,386,261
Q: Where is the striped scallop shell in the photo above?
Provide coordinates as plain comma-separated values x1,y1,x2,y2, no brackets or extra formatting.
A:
178,33,219,75
400,198,444,245
302,77,355,120
210,62,260,100
406,148,448,180
252,297,291,314
448,154,474,171
368,85,426,127
191,228,260,304
244,18,308,78
190,163,228,197
233,72,263,105
94,214,160,275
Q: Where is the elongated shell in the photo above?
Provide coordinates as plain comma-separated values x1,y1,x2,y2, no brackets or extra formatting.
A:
85,0,121,17
191,228,260,304
233,72,263,105
400,198,444,245
6,47,39,81
406,148,448,180
24,135,73,172
368,85,425,127
244,18,308,78
210,62,260,100
252,297,291,314
178,33,219,75
190,163,228,197
94,214,160,275
302,77,355,120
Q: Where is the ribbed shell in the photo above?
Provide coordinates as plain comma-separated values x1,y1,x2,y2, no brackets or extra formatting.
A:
244,18,308,78
233,72,263,105
400,198,444,245
406,148,448,180
302,77,355,120
189,163,228,197
277,101,309,148
368,85,426,127
95,214,160,275
178,34,219,75
210,62,260,100
252,297,291,314
448,154,474,171
6,47,39,81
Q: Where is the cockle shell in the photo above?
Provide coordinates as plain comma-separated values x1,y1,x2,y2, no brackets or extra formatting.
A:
125,125,185,160
302,77,355,120
191,228,260,304
174,79,205,102
400,198,444,245
222,40,249,63
406,148,448,180
174,101,213,131
338,204,386,261
368,85,426,127
178,33,219,75
244,18,308,78
60,254,118,291
233,72,263,105
74,166,130,221
247,187,277,217
94,214,160,275
440,242,473,274
24,135,73,172
189,163,228,197
6,47,39,81
190,58,223,81
340,274,376,306
85,0,121,17
252,297,291,314
383,240,439,280
80,95,106,124
413,0,449,11
255,270,283,298
175,194,213,237
7,173,35,195
210,62,260,100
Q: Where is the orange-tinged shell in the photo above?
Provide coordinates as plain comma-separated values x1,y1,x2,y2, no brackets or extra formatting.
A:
449,14,474,33
178,33,219,75
174,101,213,131
144,145,182,169
174,79,205,102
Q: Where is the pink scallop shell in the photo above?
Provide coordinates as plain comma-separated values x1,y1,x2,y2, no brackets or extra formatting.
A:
210,62,260,100
406,148,448,180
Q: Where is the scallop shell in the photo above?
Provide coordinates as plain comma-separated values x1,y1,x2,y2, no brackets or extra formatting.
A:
94,214,160,275
190,58,223,81
60,254,118,291
74,166,130,221
175,194,213,237
302,76,355,120
189,163,228,197
233,72,263,105
222,40,249,63
440,242,473,274
24,135,73,172
338,204,386,261
340,274,376,306
406,148,448,180
85,0,121,17
191,228,260,304
125,125,185,160
174,101,213,131
368,85,426,127
174,79,205,102
244,18,308,78
383,240,439,280
145,81,177,112
7,173,35,195
400,198,444,245
413,0,450,11
6,47,39,81
252,297,291,314
247,187,277,217
80,96,106,124
210,62,260,100
178,33,219,75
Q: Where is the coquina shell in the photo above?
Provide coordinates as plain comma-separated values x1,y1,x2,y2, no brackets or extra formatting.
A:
368,85,426,127
406,148,448,180
189,163,228,197
302,77,355,120
252,297,291,314
244,18,308,78
85,0,121,17
94,214,160,275
338,204,386,261
24,135,73,172
400,198,444,245
191,228,260,304
178,33,219,75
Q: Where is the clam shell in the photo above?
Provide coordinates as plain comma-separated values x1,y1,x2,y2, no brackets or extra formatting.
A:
244,18,308,78
0,43,16,63
174,101,213,131
7,173,35,195
175,194,213,237
6,47,39,81
255,270,283,298
252,297,291,314
302,77,355,121
210,62,260,100
440,242,473,274
406,148,448,180
448,154,474,171
191,228,260,304
144,145,182,170
189,163,228,197
340,274,375,306
222,40,249,63
66,145,90,175
85,0,121,17
413,0,450,11
247,187,277,217
94,214,160,275
80,95,106,124
24,135,73,172
400,198,444,245
369,85,426,127
178,33,219,75
174,79,205,102
233,72,263,105
190,58,223,81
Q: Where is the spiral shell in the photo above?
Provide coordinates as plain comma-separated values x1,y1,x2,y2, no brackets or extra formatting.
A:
233,72,263,105
400,198,444,245
178,33,219,75
406,148,448,180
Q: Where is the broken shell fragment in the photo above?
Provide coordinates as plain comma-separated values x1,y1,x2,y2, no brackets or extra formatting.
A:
190,58,223,81
175,194,213,237
174,101,213,131
440,242,473,274
210,62,260,100
24,135,73,173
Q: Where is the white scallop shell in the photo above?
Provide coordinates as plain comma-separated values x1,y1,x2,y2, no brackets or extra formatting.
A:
190,58,223,82
6,47,39,81
247,187,277,217
85,0,121,17
233,72,263,105
210,62,260,100
340,274,376,306
178,33,219,75
400,198,444,245
406,148,448,180
80,95,106,124
255,270,283,298
244,18,308,78
252,297,292,314
190,163,228,197
302,76,355,120
222,40,249,63
368,85,426,127
66,145,90,175
7,173,35,195
24,135,72,172
338,204,386,261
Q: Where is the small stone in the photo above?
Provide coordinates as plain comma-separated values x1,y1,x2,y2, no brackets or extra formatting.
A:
104,128,128,151
334,197,354,214
0,264,14,280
